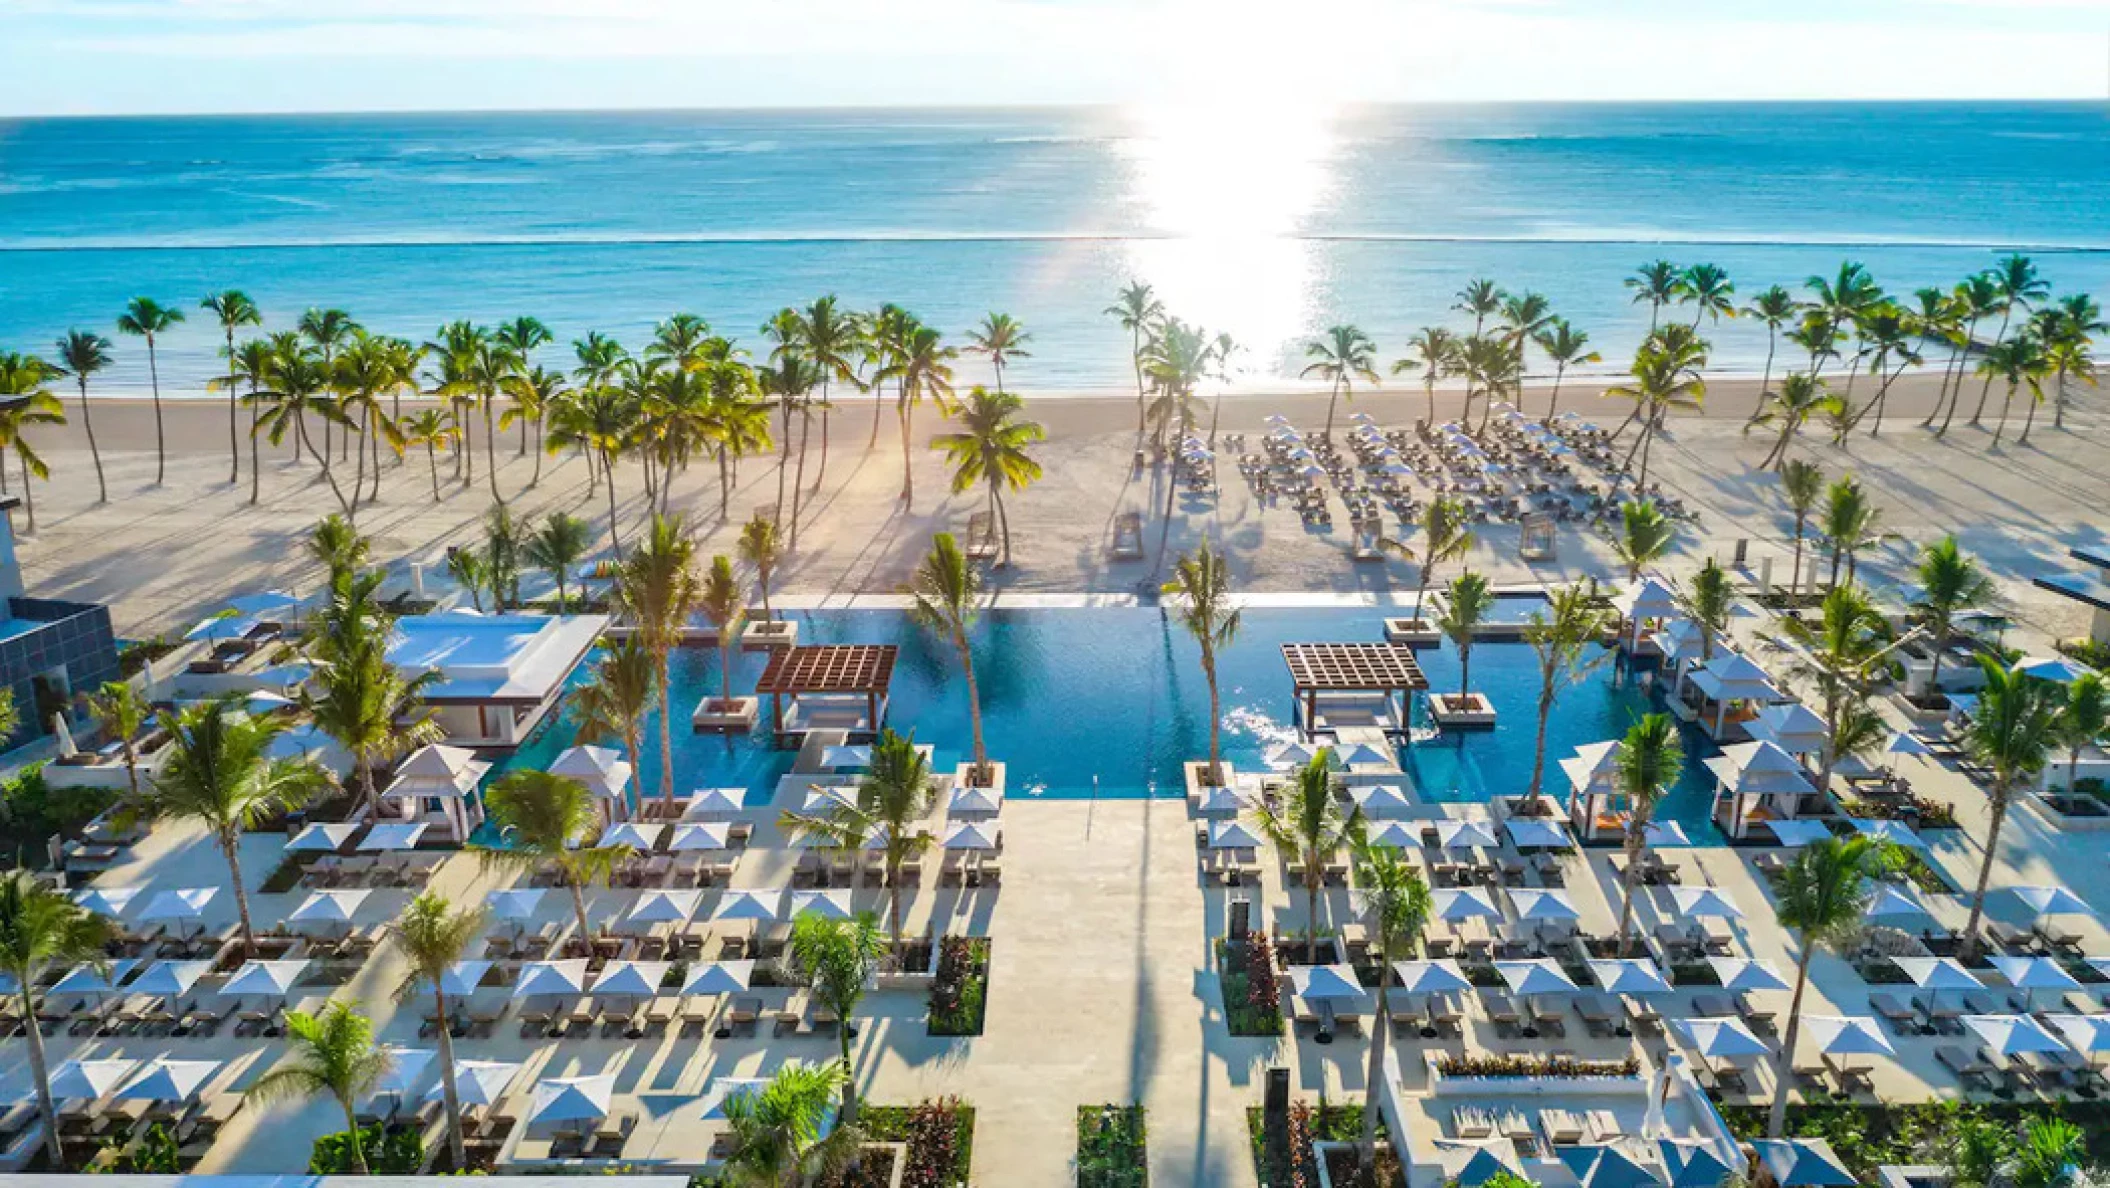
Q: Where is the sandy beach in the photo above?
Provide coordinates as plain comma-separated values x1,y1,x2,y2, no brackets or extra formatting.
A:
9,368,2106,647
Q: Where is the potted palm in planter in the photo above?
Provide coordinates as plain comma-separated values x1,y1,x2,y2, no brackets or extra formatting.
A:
1382,498,1472,647
1431,571,1497,728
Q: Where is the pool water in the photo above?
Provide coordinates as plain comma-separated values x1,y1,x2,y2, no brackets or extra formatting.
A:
502,607,1724,835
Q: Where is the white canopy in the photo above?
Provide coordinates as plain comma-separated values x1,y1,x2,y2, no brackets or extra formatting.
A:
374,1047,435,1097
1351,784,1413,819
626,888,703,925
219,960,310,999
1748,703,1829,755
359,822,429,851
1805,1015,1897,1057
73,886,142,916
1708,957,1791,992
529,1074,616,1124
1644,821,1692,848
599,822,664,850
550,745,633,797
682,959,756,995
1588,958,1672,995
431,1060,525,1107
1435,819,1501,850
52,959,138,997
2010,884,2094,918
1614,577,1681,620
513,960,590,998
685,787,747,817
1688,652,1781,704
1265,741,1327,770
1337,742,1393,769
1495,959,1579,995
1437,1139,1526,1187
1505,818,1572,849
1562,741,1623,797
1964,1014,2069,1056
290,888,372,924
387,744,491,798
590,960,672,998
950,784,1005,816
1433,887,1503,921
1669,886,1745,920
434,960,492,997
789,889,854,920
820,744,873,770
139,887,218,922
1392,960,1473,994
1365,821,1423,848
115,1058,220,1102
1289,964,1372,1009
49,1058,137,1101
1894,957,1983,992
1511,888,1581,922
1990,956,2082,992
1705,741,1816,797
943,820,1002,851
1764,819,1834,847
713,888,785,922
486,888,547,920
1207,821,1264,850
2045,1014,2110,1055
1676,1016,1770,1058
287,823,359,853
1192,784,1246,816
669,822,732,851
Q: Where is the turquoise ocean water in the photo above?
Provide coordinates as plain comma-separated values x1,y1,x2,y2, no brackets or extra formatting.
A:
2,102,2107,393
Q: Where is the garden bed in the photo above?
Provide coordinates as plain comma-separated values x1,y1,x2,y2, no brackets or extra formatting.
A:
1720,1102,2110,1185
1245,1102,1401,1188
927,937,990,1037
819,1098,974,1188
1077,1104,1147,1188
309,1123,426,1173
1217,935,1284,1037
0,766,118,870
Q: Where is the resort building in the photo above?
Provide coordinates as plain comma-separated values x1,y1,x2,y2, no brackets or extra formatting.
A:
0,493,121,752
2035,543,2110,648
385,609,606,747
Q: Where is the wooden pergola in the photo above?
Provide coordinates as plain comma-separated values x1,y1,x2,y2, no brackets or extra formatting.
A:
1280,642,1429,741
754,644,899,746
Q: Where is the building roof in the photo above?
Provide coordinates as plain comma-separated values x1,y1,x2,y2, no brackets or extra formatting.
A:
1280,642,1430,692
2036,572,2110,613
387,611,607,705
755,645,898,696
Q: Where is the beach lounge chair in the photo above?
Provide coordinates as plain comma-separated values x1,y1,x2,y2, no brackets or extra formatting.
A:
1940,1045,1998,1091
1870,992,1918,1032
1451,1107,1495,1139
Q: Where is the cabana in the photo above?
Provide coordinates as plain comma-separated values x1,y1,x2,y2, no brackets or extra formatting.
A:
1612,578,1682,658
752,645,898,747
1279,642,1428,741
374,743,491,843
551,745,636,823
1705,740,1819,841
1562,740,1625,843
1677,652,1782,741
388,610,606,747
1747,703,1828,758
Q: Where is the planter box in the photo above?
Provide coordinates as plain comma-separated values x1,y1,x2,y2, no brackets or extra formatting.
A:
1429,693,1497,730
953,760,1006,803
1425,1060,1648,1097
1184,759,1236,810
691,695,758,734
2022,789,2110,833
876,969,936,991
1313,1140,1398,1188
743,619,798,652
1384,618,1441,647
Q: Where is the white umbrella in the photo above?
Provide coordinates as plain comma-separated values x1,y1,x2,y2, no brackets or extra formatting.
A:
1207,821,1264,850
1885,731,1932,759
1659,1139,1736,1188
434,960,492,997
548,745,632,800
1495,959,1579,995
486,888,547,921
73,886,141,916
1894,957,1983,993
186,613,259,643
713,889,784,922
2044,1014,2110,1057
1865,884,1931,921
512,960,590,999
789,889,854,920
1805,1015,1897,1057
1644,821,1691,848
1289,964,1372,1009
1392,960,1473,994
1965,1014,2069,1056
1676,1016,1770,1058
1436,819,1501,850
1577,1143,1667,1188
669,822,732,851
139,887,218,923
287,823,358,853
429,1060,524,1107
1192,785,1245,816
626,888,703,925
359,822,429,851
529,1074,615,1125
1265,741,1325,770
219,959,310,1000
49,1058,136,1101
599,822,665,850
373,1047,436,1097
51,960,139,997
1989,956,2081,1008
682,960,756,996
1709,957,1791,992
1848,818,1926,849
1365,821,1423,849
821,744,873,770
1833,753,1882,780
1752,1139,1856,1188
1589,959,1672,995
699,1077,774,1120
290,888,372,925
801,786,856,815
1433,887,1502,922
943,821,1002,851
685,788,747,818
115,1058,220,1103
1670,886,1745,920
1437,1139,1525,1187
1511,888,1580,922
590,960,672,999
1337,743,1392,768
1504,819,1572,849
1763,819,1834,847
223,589,304,618
950,784,1005,815
2010,885,2094,918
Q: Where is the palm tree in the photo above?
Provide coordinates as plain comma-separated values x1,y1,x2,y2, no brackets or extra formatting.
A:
481,501,525,611
1524,585,1610,805
1164,539,1241,786
1384,496,1473,631
299,308,360,462
737,511,784,623
1350,845,1430,1176
1141,317,1214,568
255,342,357,519
1910,536,1995,698
1843,303,1922,437
0,353,65,532
617,514,701,811
795,297,862,494
778,729,936,947
1776,584,1892,796
246,1003,394,1174
1611,499,1676,581
1394,327,1459,426
1438,570,1494,713
2054,673,2108,799
400,408,456,500
1625,260,1681,332
1935,274,2004,435
142,698,328,954
931,385,1044,567
1454,278,1504,338
698,555,747,757
1817,476,1887,586
2042,293,2104,430
1679,558,1734,663
720,1061,863,1188
0,871,117,1166
201,290,263,483
1785,312,1844,392
115,297,186,485
1253,750,1361,960
785,911,889,1122
911,532,992,783
1605,332,1707,488
894,324,957,508
303,627,443,824
1968,254,2049,427
54,329,114,503
1106,282,1164,434
87,680,151,799
569,635,657,814
308,512,372,579
1497,291,1555,408
1958,658,2062,957
967,312,1031,394
1778,460,1824,597
1753,373,1834,470
502,365,567,489
548,365,633,555
1455,334,1520,432
1976,334,2050,448
526,512,593,611
1533,320,1598,425
1765,836,1878,1136
390,893,486,1170
446,549,487,612
1301,324,1379,441
1612,713,1682,955
1742,285,1802,427
478,770,631,950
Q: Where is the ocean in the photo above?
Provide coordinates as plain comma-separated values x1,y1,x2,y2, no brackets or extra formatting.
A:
2,102,2107,394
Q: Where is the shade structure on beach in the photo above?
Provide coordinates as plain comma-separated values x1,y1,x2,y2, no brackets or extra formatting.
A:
2014,655,2093,684
1687,652,1781,706
486,888,547,921
1336,742,1393,769
2009,884,2095,918
1847,818,1926,849
942,820,1002,851
1964,1014,2069,1056
950,783,1005,816
1752,1139,1856,1188
219,959,309,1000
599,822,664,851
1570,1143,1665,1188
290,888,372,925
1669,886,1744,920
789,889,854,920
1504,818,1572,849
429,1060,524,1107
1365,821,1422,849
1644,821,1692,849
1886,730,1933,758
373,1047,435,1097
626,888,703,925
1894,958,1983,994
1434,887,1503,922
1832,753,1882,780
1658,1139,1735,1188
513,960,589,999
529,1074,615,1125
49,1058,136,1101
359,822,428,851
1748,703,1829,756
1864,885,1931,922
1392,960,1472,994
1588,959,1672,995
1805,1015,1897,1057
433,960,492,997
386,744,491,800
1675,1016,1770,1058
682,959,756,996
1207,821,1264,850
713,888,785,922
1289,964,1371,1008
1264,741,1326,770
1763,819,1834,847
548,744,632,803
1989,956,2080,1008
52,959,139,997
801,786,857,815
1435,819,1501,850
1708,957,1791,993
139,887,217,923
2044,1014,2110,1056
1511,887,1580,922
1495,959,1578,995
669,822,731,851
590,960,671,1000
685,788,747,818
1350,784,1413,819
115,1058,220,1103
73,886,141,916
287,823,358,853
1436,1138,1524,1187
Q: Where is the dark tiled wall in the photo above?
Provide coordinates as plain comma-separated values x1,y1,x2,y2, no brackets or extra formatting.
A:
1,598,120,750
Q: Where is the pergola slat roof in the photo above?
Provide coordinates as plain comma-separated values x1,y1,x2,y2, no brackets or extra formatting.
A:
755,645,898,695
1280,642,1429,692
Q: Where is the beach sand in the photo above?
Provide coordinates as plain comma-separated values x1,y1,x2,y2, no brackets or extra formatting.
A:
10,369,2106,646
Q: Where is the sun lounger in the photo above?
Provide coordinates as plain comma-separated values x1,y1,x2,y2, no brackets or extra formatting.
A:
1940,1045,1998,1090
1870,992,1918,1032
1585,1110,1625,1142
1451,1106,1495,1139
1542,1108,1586,1145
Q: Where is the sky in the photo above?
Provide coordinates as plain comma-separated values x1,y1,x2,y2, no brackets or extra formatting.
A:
2,0,2107,116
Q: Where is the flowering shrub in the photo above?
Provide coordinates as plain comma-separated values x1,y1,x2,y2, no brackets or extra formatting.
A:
1434,1053,1639,1079
1246,933,1280,1017
928,936,990,1036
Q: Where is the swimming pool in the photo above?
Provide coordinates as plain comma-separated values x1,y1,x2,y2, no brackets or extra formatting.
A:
503,606,1724,835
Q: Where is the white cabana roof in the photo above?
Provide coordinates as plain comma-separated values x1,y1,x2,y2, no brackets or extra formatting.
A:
550,745,632,795
1657,619,1710,664
387,744,490,798
290,888,372,924
287,823,359,853
685,788,747,817
1805,1015,1897,1057
1748,703,1829,755
1613,577,1681,620
529,1074,615,1124
1562,741,1623,796
1704,740,1816,797
359,822,429,851
513,960,590,998
682,959,756,995
1764,819,1834,847
669,822,732,851
1688,652,1781,703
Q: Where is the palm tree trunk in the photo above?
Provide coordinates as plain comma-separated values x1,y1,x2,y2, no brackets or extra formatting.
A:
1360,971,1389,1182
340,1097,371,1173
1545,365,1566,426
1961,789,2010,959
77,379,108,503
2018,383,2041,445
1323,380,1340,440
483,400,503,503
659,660,677,810
718,451,731,521
1993,381,2016,445
994,482,1013,567
812,386,830,492
1204,652,1223,786
249,387,262,504
898,397,915,507
956,631,989,780
352,409,369,511
225,330,241,484
435,988,467,1169
20,453,36,533
791,406,812,550
1616,837,1641,955
1766,948,1814,1137
1746,334,1778,429
23,986,62,1165
428,444,441,500
567,879,594,954
222,830,258,957
776,403,793,524
1529,688,1553,800
1789,521,1806,595
296,415,355,523
1424,379,1436,426
889,859,905,949
1306,874,1321,960
147,340,167,486
1971,312,2014,425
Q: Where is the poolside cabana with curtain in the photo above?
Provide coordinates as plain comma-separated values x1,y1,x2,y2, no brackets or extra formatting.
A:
1675,651,1783,741
1562,740,1626,843
1706,739,1819,841
751,645,899,748
1279,642,1429,742
373,743,490,844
